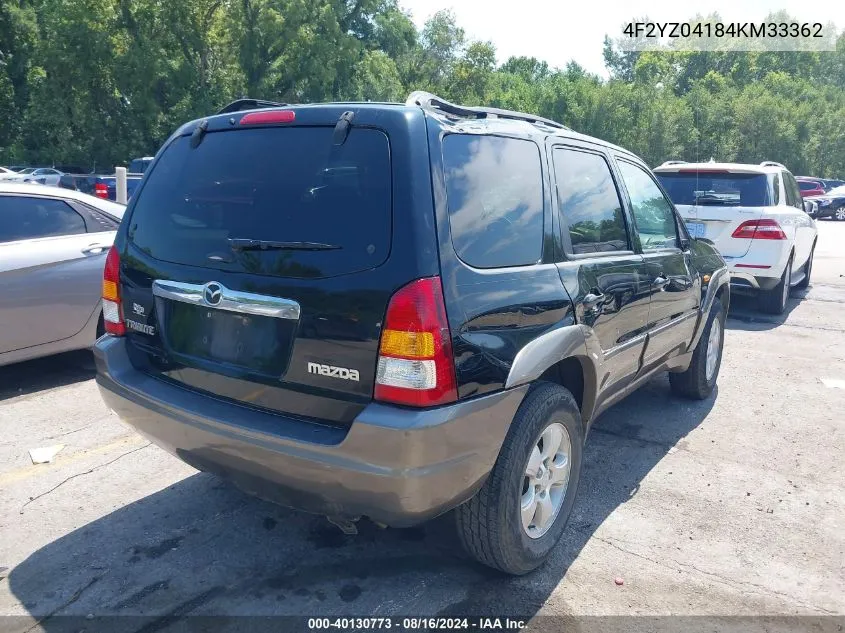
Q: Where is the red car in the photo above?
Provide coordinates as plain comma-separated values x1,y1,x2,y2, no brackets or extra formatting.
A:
796,177,825,197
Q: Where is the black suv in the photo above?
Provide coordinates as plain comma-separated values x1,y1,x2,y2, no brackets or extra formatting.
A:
95,92,729,575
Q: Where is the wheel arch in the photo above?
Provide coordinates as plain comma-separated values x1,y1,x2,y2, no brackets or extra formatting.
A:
536,355,598,433
505,324,600,430
689,265,730,351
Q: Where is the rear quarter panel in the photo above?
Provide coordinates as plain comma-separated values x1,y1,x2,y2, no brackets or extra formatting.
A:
768,205,815,269
425,118,575,399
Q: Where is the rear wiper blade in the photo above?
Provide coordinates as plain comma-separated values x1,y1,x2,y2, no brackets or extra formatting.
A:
228,238,342,251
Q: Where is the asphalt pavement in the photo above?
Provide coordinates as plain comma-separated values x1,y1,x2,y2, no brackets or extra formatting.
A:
1,222,843,631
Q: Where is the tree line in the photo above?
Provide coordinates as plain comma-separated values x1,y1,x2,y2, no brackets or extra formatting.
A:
2,1,844,177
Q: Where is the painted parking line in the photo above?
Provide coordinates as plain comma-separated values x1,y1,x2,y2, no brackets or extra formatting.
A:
820,378,845,390
0,434,147,487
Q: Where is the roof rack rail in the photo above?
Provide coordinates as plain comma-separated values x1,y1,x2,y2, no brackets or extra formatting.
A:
760,161,786,169
405,90,570,130
216,98,288,115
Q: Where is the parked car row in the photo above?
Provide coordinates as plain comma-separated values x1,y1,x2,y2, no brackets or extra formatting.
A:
0,94,820,577
0,157,154,201
796,176,845,197
792,175,845,220
58,173,144,201
804,185,845,221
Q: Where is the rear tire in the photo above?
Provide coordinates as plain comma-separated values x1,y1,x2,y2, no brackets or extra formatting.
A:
455,382,583,575
669,298,725,400
795,245,814,290
759,256,792,315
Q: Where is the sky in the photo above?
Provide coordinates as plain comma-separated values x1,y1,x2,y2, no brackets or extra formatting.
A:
398,0,845,77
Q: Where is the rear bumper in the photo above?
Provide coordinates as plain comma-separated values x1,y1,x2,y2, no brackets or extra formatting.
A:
724,239,791,288
728,271,779,291
94,336,528,527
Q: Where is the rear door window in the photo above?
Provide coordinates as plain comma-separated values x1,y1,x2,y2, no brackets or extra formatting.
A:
771,174,780,205
127,127,392,279
442,135,544,268
553,148,629,254
0,196,87,242
617,161,678,251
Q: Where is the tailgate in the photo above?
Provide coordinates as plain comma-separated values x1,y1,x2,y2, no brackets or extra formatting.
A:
119,118,404,426
675,203,762,257
657,170,773,258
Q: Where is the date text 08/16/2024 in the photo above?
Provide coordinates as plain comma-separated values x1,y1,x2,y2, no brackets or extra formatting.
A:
307,618,527,630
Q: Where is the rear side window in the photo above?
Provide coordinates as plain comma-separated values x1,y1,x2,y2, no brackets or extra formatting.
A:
442,135,543,268
553,148,629,254
656,172,773,207
128,127,391,279
0,196,87,243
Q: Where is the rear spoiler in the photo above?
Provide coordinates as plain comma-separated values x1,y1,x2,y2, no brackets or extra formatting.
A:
216,98,288,115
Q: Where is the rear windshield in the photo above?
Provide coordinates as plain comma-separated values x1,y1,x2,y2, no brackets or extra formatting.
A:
127,126,391,279
656,172,774,207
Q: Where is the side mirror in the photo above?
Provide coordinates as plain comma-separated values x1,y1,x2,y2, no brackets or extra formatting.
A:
679,237,691,251
803,200,816,216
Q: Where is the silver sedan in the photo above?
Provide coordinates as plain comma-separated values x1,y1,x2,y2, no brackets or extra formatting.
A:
0,183,125,366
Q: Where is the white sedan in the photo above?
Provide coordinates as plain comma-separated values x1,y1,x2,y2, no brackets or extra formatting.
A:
654,161,817,314
0,167,20,181
0,182,125,366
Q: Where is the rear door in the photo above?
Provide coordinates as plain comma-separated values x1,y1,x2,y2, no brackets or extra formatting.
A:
550,143,651,393
656,169,774,258
0,195,116,352
782,171,815,267
616,159,698,366
117,108,433,426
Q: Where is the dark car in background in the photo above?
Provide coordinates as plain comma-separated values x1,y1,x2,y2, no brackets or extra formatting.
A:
820,178,845,191
796,177,825,198
806,184,845,220
128,156,154,174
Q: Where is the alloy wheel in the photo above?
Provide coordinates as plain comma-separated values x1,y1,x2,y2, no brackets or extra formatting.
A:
521,422,572,539
705,317,722,382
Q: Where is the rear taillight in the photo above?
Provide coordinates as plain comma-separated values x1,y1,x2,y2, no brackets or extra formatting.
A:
374,277,458,407
102,246,125,336
94,183,108,199
731,219,787,240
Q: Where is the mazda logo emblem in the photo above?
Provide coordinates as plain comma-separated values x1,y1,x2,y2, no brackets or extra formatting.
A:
203,282,223,306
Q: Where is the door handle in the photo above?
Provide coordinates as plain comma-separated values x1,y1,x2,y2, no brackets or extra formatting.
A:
82,244,109,255
583,292,605,310
652,276,670,290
